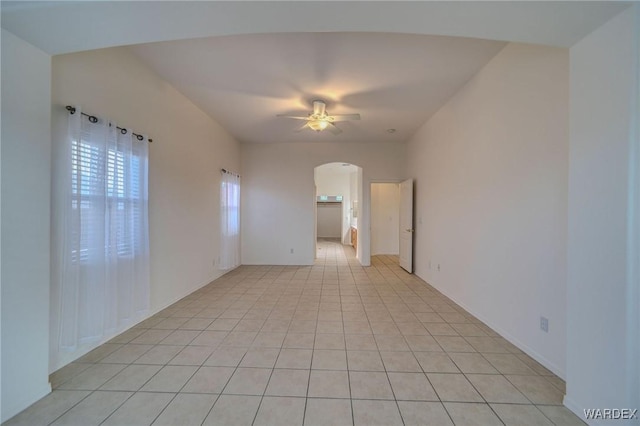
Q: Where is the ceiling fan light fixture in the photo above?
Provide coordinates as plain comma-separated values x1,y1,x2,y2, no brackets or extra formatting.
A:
308,119,329,131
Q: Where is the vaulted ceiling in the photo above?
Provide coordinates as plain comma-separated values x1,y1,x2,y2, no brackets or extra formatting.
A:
1,1,629,144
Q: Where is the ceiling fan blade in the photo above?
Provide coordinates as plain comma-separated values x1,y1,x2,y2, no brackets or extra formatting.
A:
327,123,342,135
294,123,310,133
330,114,361,122
277,114,310,120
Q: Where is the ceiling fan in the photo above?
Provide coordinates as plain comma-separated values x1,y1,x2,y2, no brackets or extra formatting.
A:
277,100,360,135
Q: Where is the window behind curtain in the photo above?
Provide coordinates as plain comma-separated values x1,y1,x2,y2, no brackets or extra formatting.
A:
220,171,240,270
52,107,150,366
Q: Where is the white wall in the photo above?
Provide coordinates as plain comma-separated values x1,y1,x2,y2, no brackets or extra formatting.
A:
316,204,342,238
50,47,241,369
407,43,569,376
371,183,400,255
241,142,405,265
1,29,52,422
566,6,640,422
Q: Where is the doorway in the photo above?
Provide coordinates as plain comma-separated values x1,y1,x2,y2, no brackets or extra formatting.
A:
314,162,361,258
370,180,414,272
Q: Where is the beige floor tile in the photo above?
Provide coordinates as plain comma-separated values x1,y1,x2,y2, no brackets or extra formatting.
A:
100,364,162,391
153,317,188,330
58,363,126,390
191,330,228,346
443,402,503,426
182,366,235,393
405,335,442,351
434,336,476,352
352,399,403,426
312,349,348,370
370,321,401,335
314,333,346,349
380,351,422,372
203,395,261,425
99,344,154,364
152,393,217,426
131,329,173,345
491,403,554,426
239,348,280,368
345,334,377,350
416,313,446,323
208,318,240,331
388,372,438,401
414,352,460,373
276,349,313,369
102,392,173,426
283,333,316,349
464,336,511,353
140,365,198,392
254,396,306,425
397,401,454,426
374,335,410,351
288,320,318,333
133,345,184,365
265,369,310,397
22,245,572,426
347,350,385,371
483,353,538,375
537,405,587,425
160,330,200,345
220,331,259,347
427,373,483,402
308,370,350,398
304,398,353,426
169,345,215,365
3,390,90,426
180,318,214,330
51,391,132,426
252,332,286,348
75,343,123,362
343,321,372,334
450,323,488,337
449,352,499,374
49,363,92,389
316,321,344,333
223,367,272,395
204,347,247,367
349,371,394,399
466,374,529,403
506,375,565,405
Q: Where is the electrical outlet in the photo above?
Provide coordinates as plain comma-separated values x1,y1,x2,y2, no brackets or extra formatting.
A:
290,248,294,254
540,316,549,333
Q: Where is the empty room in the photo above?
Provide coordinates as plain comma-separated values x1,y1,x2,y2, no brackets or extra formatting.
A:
1,2,638,425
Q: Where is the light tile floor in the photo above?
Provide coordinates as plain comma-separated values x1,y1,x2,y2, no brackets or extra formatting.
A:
5,240,585,425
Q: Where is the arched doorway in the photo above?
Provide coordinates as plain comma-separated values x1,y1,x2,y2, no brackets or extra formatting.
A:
314,162,363,262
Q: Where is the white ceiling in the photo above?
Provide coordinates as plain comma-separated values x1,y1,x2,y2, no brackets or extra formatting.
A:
130,32,506,144
1,1,630,144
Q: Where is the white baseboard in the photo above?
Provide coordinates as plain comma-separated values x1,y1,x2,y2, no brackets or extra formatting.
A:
563,395,590,425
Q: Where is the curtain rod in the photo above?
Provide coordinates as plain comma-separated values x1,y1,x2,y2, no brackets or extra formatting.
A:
66,106,153,143
221,168,240,178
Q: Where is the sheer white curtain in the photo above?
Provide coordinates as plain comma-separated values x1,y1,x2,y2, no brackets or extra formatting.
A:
53,107,150,355
220,170,240,270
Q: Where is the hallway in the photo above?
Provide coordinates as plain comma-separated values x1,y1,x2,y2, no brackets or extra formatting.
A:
8,240,581,425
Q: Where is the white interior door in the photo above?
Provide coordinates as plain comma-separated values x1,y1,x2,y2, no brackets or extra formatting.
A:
399,179,414,273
